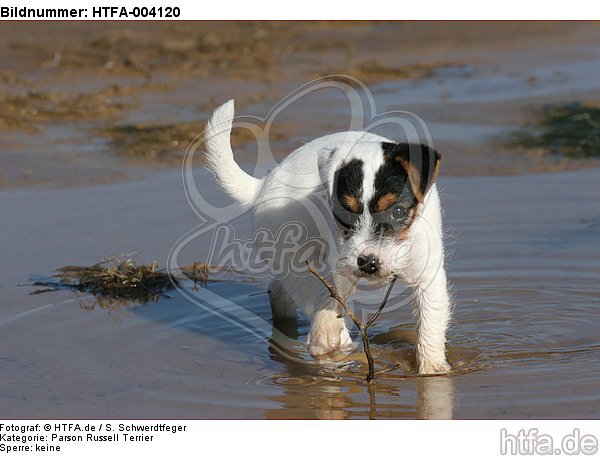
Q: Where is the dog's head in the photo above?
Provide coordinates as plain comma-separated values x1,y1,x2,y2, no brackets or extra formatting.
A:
319,137,441,283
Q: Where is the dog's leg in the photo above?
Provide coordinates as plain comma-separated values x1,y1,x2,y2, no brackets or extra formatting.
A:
402,189,452,374
405,231,452,374
268,279,297,320
306,273,354,357
411,272,452,374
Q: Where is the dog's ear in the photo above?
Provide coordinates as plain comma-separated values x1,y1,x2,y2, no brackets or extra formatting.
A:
317,147,339,199
382,142,441,203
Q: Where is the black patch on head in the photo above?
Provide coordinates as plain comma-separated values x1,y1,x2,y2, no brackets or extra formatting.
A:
368,142,440,236
369,144,417,215
332,159,364,231
381,142,441,200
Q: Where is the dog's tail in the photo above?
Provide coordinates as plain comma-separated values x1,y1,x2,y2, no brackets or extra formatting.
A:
204,100,261,207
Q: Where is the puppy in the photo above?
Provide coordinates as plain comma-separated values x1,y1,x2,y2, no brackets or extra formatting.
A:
204,100,452,374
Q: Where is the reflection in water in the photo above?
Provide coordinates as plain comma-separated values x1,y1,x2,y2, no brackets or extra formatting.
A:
63,280,473,419
416,377,455,420
78,294,150,322
265,316,459,419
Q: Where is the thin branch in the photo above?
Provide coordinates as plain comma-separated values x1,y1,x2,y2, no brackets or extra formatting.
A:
366,275,398,328
374,363,404,376
305,260,397,382
304,261,362,330
343,279,359,302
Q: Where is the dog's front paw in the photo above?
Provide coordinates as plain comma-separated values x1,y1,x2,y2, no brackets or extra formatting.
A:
418,357,451,375
307,327,352,356
307,312,352,357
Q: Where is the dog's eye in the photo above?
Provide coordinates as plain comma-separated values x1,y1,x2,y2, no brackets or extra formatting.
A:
391,206,407,221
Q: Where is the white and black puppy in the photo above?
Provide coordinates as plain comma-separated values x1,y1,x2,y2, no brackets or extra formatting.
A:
204,100,452,374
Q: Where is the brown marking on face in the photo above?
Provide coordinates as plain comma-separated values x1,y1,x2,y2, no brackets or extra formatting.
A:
395,154,441,203
375,192,399,213
340,195,363,214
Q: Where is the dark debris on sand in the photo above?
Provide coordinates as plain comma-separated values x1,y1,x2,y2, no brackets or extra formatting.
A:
31,255,231,304
509,103,600,158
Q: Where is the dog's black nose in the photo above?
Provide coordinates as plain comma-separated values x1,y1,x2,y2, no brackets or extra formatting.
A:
357,255,380,274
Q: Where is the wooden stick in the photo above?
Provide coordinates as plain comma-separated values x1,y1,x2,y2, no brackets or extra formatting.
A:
305,260,397,382
366,276,398,328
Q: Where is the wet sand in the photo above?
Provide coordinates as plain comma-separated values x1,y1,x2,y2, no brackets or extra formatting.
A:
1,22,600,419
1,22,599,188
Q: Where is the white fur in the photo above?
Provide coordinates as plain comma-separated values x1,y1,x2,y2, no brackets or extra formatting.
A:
204,100,261,207
204,100,452,374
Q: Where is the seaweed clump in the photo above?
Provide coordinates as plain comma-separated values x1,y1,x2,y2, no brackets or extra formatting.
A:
31,256,226,304
509,103,600,158
48,257,175,304
30,256,235,320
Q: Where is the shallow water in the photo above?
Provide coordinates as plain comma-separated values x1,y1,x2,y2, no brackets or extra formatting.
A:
1,167,599,419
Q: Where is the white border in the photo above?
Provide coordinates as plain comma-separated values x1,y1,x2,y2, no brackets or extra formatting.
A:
2,0,599,20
